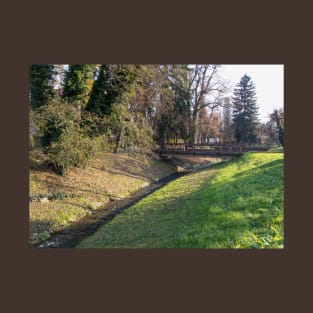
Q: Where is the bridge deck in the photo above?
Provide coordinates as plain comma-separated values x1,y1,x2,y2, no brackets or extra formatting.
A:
154,143,271,157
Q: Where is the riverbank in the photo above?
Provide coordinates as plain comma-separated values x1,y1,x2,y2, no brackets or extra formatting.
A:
78,152,284,249
35,171,189,248
30,150,224,246
29,151,177,245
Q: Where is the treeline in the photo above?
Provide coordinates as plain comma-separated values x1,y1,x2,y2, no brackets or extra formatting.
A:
29,64,283,174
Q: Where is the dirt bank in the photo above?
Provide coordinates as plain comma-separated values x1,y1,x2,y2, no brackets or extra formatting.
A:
35,171,188,248
31,152,231,248
29,152,177,245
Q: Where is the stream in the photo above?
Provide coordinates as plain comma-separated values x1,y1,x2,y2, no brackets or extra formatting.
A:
34,157,230,248
35,171,189,248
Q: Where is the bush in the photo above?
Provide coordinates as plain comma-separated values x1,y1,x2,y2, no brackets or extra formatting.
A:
31,99,115,174
90,135,113,156
46,127,94,175
80,111,110,137
36,99,76,148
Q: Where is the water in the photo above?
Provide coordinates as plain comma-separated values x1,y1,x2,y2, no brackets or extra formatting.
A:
35,171,188,248
34,156,232,248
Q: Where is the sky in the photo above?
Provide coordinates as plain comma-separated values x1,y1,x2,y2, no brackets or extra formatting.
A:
219,64,284,122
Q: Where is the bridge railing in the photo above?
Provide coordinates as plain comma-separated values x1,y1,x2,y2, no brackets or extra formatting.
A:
158,143,271,152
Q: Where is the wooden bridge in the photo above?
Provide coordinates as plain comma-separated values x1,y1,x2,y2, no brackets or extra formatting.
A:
154,143,272,157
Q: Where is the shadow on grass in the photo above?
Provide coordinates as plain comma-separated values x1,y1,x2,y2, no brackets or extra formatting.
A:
77,156,284,248
105,169,151,183
32,154,284,249
160,159,284,248
232,158,283,179
30,219,56,245
31,171,188,248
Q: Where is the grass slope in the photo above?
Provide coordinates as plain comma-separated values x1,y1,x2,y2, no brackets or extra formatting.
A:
29,152,176,244
78,152,284,249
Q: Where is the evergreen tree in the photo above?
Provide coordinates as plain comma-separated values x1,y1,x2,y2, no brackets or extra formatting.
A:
232,75,259,143
86,65,137,116
29,64,55,109
62,64,96,105
85,65,111,115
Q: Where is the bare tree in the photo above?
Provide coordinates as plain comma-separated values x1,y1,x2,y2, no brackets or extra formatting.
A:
189,65,229,143
130,64,229,145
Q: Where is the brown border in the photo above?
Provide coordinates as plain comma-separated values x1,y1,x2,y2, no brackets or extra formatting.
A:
2,1,312,312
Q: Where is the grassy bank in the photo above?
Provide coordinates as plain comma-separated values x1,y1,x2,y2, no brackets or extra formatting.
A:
29,152,177,244
78,152,284,249
268,146,284,153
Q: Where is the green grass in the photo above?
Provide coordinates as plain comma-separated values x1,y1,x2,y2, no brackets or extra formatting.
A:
30,201,88,243
268,146,284,153
78,152,284,249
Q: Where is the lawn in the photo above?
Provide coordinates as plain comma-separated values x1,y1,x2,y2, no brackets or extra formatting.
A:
78,152,284,249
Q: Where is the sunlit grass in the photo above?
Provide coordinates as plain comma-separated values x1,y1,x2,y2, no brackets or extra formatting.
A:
78,152,284,249
268,146,284,153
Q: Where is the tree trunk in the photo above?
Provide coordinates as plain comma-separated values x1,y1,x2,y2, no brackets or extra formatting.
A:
274,110,284,146
115,129,122,153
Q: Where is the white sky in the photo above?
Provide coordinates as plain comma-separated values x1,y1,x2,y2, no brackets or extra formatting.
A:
219,64,284,122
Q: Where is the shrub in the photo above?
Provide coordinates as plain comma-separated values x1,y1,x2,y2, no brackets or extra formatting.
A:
46,127,94,175
80,111,110,137
36,99,76,148
91,135,113,156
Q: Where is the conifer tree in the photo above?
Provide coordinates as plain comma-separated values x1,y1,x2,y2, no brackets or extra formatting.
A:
232,74,259,143
29,64,55,109
62,64,96,105
86,65,137,116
